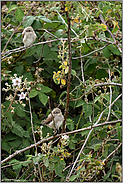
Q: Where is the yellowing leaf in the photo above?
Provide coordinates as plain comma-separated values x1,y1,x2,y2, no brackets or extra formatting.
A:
102,162,105,165
107,9,112,14
61,79,66,85
112,20,119,29
63,61,68,66
101,24,107,31
76,166,82,171
57,77,60,82
65,66,69,74
74,18,79,23
65,7,68,12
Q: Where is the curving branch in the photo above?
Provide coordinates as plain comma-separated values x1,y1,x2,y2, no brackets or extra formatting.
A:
72,44,108,59
1,119,121,165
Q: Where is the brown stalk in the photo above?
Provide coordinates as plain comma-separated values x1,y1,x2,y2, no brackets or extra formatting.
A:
62,1,72,133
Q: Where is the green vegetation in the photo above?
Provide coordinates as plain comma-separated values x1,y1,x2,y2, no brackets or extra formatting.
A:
1,1,122,182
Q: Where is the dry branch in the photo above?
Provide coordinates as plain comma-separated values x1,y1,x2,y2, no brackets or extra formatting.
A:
1,119,121,165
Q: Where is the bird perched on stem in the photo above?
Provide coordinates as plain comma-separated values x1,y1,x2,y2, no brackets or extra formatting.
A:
41,108,64,134
22,26,36,46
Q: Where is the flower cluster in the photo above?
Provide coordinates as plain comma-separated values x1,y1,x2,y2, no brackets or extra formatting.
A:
2,74,32,113
53,40,69,86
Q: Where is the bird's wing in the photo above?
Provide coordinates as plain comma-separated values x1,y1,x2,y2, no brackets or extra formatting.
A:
41,115,53,125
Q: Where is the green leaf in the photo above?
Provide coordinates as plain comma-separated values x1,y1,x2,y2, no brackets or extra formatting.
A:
66,119,74,131
55,29,63,37
12,123,28,138
54,162,64,178
35,45,43,55
103,47,111,58
83,104,92,118
29,89,38,98
96,69,108,79
116,123,121,142
42,44,50,57
36,83,52,93
103,172,111,181
14,65,24,75
23,72,33,81
7,4,18,13
94,96,101,103
9,159,22,170
95,10,102,17
22,16,36,27
113,111,122,119
69,174,79,181
38,92,48,106
51,156,60,163
109,44,121,55
59,91,67,99
90,138,102,146
9,139,22,149
24,46,37,58
75,99,85,108
37,15,52,23
15,8,24,22
2,142,11,152
94,143,101,151
103,94,110,102
15,106,26,117
84,57,97,70
69,141,75,149
71,69,76,76
32,19,42,29
2,133,16,142
44,158,49,168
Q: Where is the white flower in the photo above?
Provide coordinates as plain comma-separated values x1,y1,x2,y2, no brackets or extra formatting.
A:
5,82,9,86
14,74,17,77
62,135,69,140
18,92,26,100
12,77,21,86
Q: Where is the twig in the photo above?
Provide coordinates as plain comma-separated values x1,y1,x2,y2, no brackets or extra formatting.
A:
66,94,122,180
33,44,44,64
70,82,122,102
99,13,122,53
80,48,85,82
6,89,18,113
43,29,59,40
103,142,122,164
72,44,108,59
1,119,121,165
1,38,68,60
91,90,95,128
27,92,43,182
62,2,72,133
48,96,56,133
56,10,79,37
106,69,112,121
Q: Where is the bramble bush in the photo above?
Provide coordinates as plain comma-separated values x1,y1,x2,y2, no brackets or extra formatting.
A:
1,1,122,182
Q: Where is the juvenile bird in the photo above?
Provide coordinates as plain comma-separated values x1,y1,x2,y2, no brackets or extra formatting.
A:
22,26,36,46
41,108,64,133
